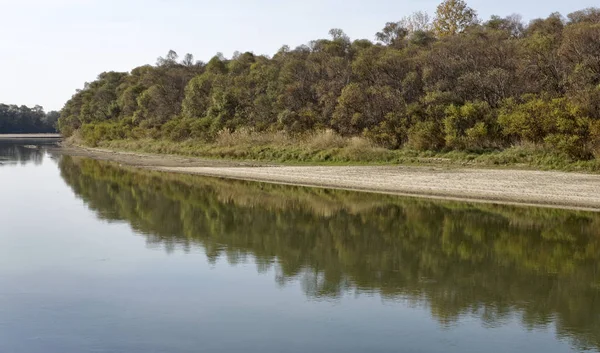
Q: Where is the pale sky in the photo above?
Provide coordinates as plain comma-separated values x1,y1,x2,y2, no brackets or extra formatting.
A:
0,0,597,111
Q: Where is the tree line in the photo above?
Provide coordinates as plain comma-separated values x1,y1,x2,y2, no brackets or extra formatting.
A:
58,0,600,160
0,104,59,134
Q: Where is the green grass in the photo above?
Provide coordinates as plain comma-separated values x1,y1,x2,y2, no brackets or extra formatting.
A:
71,129,600,172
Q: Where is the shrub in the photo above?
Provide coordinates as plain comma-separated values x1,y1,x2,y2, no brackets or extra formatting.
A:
498,97,554,143
407,121,445,151
363,112,407,149
465,122,491,150
498,95,597,158
590,120,600,158
80,122,129,146
544,134,591,160
443,101,496,150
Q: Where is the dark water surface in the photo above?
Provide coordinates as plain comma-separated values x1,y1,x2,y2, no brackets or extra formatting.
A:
1,141,599,353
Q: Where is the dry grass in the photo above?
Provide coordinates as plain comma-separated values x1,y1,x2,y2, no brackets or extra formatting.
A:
66,128,600,172
305,129,348,149
214,128,292,147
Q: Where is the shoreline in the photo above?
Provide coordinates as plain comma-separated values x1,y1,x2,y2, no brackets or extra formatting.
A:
56,144,600,212
0,133,61,139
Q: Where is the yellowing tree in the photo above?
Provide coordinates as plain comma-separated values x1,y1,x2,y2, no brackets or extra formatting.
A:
433,0,478,37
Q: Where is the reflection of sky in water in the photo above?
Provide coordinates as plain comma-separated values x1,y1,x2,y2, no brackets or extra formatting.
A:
0,143,597,353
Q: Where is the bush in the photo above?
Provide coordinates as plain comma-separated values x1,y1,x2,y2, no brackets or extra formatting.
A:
80,122,129,146
544,134,591,160
465,122,491,150
590,120,600,158
363,112,408,149
443,101,497,150
498,95,597,158
407,121,444,151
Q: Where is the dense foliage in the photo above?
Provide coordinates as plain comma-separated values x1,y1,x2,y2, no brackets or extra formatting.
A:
58,1,600,161
0,104,59,134
60,156,600,351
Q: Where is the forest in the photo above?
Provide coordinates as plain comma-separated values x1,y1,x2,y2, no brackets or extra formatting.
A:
57,0,600,166
0,104,59,134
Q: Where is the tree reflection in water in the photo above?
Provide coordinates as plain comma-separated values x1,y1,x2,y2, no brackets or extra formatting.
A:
59,156,600,351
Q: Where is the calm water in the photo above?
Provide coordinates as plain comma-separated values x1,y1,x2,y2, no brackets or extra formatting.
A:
1,141,599,353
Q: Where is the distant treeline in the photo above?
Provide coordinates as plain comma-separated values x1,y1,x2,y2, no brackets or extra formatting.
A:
0,104,59,134
58,0,600,160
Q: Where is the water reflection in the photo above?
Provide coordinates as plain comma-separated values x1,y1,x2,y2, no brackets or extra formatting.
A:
58,156,600,351
0,140,59,165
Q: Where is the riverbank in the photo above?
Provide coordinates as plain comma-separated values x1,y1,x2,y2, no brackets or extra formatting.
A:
59,144,600,211
0,133,61,139
90,135,600,172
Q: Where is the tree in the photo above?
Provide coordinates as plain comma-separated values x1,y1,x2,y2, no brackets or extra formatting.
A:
378,12,432,48
567,8,600,24
329,28,349,42
520,13,565,94
44,111,60,129
332,83,405,137
182,73,216,119
376,22,408,47
559,23,600,87
485,14,524,37
157,50,179,66
433,0,478,37
182,53,195,67
399,11,432,33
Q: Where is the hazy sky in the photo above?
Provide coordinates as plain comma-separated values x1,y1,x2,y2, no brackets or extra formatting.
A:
1,0,597,111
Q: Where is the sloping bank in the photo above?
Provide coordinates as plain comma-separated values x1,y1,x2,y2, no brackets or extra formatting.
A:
59,144,600,211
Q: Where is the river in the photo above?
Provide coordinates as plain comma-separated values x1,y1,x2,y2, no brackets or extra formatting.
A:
1,140,599,353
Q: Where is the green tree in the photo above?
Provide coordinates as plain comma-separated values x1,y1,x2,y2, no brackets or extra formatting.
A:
433,0,478,37
376,22,408,47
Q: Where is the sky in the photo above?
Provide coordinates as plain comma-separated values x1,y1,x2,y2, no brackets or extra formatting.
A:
0,0,598,111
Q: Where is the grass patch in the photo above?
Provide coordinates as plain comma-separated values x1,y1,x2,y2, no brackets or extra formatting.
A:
69,130,600,172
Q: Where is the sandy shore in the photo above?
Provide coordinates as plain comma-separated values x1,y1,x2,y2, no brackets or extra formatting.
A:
0,133,61,139
59,145,600,211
